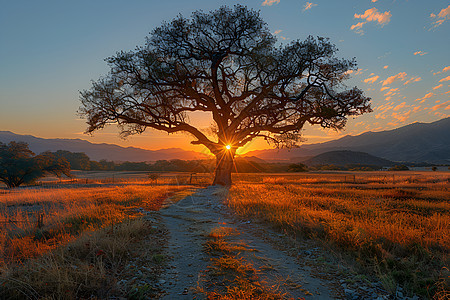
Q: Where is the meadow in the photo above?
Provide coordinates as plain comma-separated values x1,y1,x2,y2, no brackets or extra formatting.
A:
0,170,448,298
0,178,195,298
228,171,449,298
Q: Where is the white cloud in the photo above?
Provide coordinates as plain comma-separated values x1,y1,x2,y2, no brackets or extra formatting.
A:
262,0,280,6
382,72,407,86
303,2,317,11
430,4,450,28
351,7,391,34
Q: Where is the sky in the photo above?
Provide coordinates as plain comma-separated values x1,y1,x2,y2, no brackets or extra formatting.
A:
0,0,449,155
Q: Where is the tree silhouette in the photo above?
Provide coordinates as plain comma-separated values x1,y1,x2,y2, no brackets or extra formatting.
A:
79,5,371,186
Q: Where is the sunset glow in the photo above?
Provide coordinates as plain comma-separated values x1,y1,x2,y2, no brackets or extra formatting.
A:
0,1,449,154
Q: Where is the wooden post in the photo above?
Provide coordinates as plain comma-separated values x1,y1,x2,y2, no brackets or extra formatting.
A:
37,213,44,229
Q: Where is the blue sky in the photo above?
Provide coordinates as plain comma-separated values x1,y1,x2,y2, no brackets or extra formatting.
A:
0,0,449,153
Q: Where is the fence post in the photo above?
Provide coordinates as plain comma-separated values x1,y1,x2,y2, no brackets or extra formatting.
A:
37,213,44,229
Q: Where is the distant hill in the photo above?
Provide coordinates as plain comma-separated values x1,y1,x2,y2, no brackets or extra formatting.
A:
244,117,450,164
0,131,210,162
303,150,395,167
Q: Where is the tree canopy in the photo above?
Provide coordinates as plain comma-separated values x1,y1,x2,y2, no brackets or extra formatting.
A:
80,5,371,185
0,142,71,188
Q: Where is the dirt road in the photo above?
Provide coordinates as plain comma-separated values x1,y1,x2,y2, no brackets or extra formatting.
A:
156,186,390,299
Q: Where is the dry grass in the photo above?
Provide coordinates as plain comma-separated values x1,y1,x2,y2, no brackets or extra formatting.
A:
0,181,193,298
227,172,450,298
197,226,286,300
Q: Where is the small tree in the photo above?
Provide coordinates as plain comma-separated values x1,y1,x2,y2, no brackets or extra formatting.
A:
0,142,71,188
79,5,371,186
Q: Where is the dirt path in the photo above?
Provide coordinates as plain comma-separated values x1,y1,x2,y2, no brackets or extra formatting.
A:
157,186,390,299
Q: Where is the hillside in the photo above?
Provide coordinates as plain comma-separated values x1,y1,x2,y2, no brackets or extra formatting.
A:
0,131,210,162
303,150,395,167
244,117,450,164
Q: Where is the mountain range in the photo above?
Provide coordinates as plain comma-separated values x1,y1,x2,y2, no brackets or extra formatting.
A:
0,131,210,162
1,117,449,164
244,117,450,164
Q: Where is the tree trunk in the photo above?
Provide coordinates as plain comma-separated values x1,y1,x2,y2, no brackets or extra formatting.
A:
212,151,234,186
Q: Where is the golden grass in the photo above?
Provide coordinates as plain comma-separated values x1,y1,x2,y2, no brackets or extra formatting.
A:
0,182,191,265
227,172,449,298
198,226,286,300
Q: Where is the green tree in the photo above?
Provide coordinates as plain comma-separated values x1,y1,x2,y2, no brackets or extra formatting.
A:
79,5,371,186
0,142,71,188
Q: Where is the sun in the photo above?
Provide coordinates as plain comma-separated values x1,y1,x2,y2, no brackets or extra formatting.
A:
225,144,231,150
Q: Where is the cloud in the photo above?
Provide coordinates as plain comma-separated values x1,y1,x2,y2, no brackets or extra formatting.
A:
404,76,422,85
413,51,428,56
380,86,389,91
274,30,282,34
383,65,388,69
433,66,450,75
431,100,450,111
351,7,392,34
433,84,443,90
392,110,412,122
363,75,379,84
382,72,407,86
416,92,434,103
372,0,378,2
430,4,450,28
439,75,450,82
303,2,317,11
393,102,408,111
262,0,280,6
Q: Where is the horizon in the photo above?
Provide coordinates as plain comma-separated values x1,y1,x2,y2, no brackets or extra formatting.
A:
1,1,449,154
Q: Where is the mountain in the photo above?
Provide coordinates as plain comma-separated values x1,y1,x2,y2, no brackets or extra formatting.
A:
0,131,210,162
244,117,450,164
303,150,395,167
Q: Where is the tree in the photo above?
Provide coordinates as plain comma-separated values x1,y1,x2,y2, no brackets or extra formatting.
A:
79,5,371,186
0,142,71,188
288,163,308,172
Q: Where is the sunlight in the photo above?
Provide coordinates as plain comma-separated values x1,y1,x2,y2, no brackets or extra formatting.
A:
225,144,231,150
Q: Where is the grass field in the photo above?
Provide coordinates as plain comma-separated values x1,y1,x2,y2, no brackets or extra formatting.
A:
0,170,448,298
227,171,449,298
0,180,194,298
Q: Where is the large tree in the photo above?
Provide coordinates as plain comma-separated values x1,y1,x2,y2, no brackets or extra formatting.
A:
80,5,371,186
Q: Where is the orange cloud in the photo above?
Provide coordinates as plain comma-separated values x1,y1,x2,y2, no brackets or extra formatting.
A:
433,84,443,90
431,100,450,111
413,51,428,56
430,4,450,28
393,102,408,111
382,72,407,86
404,76,422,85
380,86,389,91
438,75,450,82
433,66,450,75
416,92,434,103
351,8,391,34
262,0,280,6
391,110,412,122
303,2,317,11
383,65,388,69
363,75,379,84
